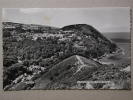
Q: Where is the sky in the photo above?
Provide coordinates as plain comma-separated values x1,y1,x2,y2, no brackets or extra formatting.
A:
2,8,130,33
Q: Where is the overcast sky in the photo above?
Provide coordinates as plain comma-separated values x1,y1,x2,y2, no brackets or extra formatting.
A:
2,8,130,33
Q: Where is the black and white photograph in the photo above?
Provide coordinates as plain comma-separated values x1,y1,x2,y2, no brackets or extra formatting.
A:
2,8,131,90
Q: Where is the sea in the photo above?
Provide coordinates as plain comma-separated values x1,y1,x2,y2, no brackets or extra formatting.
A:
100,32,131,66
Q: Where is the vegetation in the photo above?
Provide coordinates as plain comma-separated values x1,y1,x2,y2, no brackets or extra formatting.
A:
3,22,129,90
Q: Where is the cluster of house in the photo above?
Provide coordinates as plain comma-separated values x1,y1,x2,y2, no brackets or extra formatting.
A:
10,65,46,89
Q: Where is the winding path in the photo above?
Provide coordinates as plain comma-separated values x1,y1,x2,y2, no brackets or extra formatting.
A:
75,55,86,73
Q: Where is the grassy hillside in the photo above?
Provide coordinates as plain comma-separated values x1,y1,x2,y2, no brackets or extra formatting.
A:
33,55,101,89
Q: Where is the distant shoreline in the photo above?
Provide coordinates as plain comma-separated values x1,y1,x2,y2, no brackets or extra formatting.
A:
111,38,131,43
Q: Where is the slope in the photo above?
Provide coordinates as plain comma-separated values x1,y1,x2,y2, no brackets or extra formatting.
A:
32,55,102,89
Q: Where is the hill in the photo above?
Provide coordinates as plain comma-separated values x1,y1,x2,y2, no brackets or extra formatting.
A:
32,55,102,89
